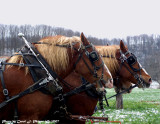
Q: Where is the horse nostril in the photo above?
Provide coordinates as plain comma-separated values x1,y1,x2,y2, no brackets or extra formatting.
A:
110,78,113,84
149,78,152,84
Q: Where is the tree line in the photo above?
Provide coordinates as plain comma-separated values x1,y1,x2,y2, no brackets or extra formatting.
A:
0,24,160,83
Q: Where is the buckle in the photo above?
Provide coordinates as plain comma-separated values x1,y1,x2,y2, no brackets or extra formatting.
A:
81,45,85,50
3,89,8,96
134,74,139,80
19,63,25,67
0,61,3,69
58,94,64,101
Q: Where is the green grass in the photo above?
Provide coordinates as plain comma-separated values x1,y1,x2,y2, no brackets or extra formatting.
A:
34,88,160,124
36,88,159,124
93,88,160,124
4,89,159,124
37,88,159,124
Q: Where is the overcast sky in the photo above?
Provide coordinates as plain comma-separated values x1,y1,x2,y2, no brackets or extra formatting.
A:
0,0,160,39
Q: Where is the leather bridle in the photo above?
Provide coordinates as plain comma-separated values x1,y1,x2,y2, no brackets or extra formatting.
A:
74,43,104,80
100,49,148,100
104,50,148,100
118,50,146,88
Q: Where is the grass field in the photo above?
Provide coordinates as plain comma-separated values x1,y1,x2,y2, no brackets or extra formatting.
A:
93,88,160,124
37,88,159,124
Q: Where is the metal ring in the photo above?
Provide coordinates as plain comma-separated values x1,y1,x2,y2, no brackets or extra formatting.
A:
19,63,25,67
3,89,8,96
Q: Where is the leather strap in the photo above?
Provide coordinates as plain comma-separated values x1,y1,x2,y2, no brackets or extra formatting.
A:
0,62,10,100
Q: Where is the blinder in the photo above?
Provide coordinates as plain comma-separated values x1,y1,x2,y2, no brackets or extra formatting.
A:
119,50,145,87
120,51,141,72
126,53,137,66
85,51,99,62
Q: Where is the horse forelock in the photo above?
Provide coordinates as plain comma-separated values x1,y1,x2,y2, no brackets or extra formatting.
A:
96,45,120,75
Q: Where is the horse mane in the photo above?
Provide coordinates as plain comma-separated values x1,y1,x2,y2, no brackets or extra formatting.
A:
96,45,120,75
7,35,81,74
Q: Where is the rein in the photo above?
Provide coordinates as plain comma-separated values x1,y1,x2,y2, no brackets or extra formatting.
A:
54,82,96,101
107,82,140,100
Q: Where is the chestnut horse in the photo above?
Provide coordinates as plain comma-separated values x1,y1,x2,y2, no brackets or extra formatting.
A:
97,41,152,92
61,40,152,124
0,33,113,123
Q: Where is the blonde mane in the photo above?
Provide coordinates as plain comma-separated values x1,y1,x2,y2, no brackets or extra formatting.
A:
7,35,81,74
96,45,120,75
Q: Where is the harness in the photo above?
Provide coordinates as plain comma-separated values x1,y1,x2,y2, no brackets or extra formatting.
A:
46,42,106,119
0,33,106,120
0,59,9,101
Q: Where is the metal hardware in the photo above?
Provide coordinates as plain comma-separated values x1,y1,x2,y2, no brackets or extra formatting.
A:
3,89,8,96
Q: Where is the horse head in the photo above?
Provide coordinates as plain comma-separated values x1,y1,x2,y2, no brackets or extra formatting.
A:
74,33,113,88
36,33,113,89
115,40,152,89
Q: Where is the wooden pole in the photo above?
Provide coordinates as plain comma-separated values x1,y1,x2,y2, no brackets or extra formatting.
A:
116,94,123,109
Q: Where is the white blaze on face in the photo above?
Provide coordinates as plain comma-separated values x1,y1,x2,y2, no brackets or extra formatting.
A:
104,64,113,88
104,64,112,79
139,63,149,75
142,68,149,75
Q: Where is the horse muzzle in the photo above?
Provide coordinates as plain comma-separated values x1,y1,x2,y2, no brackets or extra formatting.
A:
102,78,113,88
138,77,152,88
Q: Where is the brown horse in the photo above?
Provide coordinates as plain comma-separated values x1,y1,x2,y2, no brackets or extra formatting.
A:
0,33,113,123
61,40,152,124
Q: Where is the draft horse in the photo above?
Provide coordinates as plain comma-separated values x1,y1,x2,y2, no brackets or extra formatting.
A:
97,41,152,92
61,40,152,124
0,33,113,122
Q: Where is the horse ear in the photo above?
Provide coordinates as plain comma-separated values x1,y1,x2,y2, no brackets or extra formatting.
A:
120,40,127,53
80,32,89,46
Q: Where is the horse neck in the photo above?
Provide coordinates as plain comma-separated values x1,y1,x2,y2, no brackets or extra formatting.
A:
105,59,119,77
64,71,82,88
